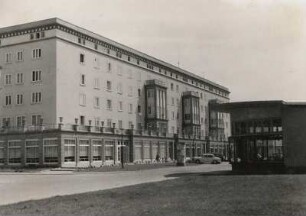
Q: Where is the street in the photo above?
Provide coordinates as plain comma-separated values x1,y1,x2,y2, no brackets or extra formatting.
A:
0,163,230,205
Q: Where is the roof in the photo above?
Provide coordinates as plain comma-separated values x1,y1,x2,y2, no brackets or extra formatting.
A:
210,100,306,113
0,18,229,92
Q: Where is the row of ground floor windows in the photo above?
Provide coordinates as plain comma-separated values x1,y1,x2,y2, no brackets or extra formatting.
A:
0,138,212,165
0,138,172,165
230,138,283,162
0,139,58,164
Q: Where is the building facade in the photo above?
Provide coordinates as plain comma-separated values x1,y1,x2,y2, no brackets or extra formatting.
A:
0,18,230,167
213,101,306,172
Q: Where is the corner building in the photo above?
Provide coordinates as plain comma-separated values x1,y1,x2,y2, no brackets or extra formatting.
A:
0,18,230,167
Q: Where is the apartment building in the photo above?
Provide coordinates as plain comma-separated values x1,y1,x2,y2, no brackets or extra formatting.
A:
0,18,230,167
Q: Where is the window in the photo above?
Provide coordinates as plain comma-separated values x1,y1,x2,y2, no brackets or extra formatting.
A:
5,74,12,85
16,94,23,105
31,92,42,104
16,116,25,127
129,103,133,113
147,64,153,70
79,140,89,161
172,97,175,106
107,99,112,110
92,140,102,161
41,31,45,38
118,101,123,111
129,121,133,129
25,140,39,164
108,62,112,72
64,139,76,162
137,59,140,65
16,73,23,84
94,97,100,108
138,105,141,113
117,65,122,76
79,93,86,106
94,44,98,50
31,115,42,126
128,56,131,61
117,83,123,94
80,74,85,85
105,143,114,160
147,89,154,98
148,106,152,114
107,49,110,54
94,78,100,89
32,70,42,82
172,111,175,120
94,57,100,68
30,34,34,40
138,89,141,97
116,52,122,58
200,93,203,99
80,116,85,125
80,54,85,63
17,51,23,61
107,81,112,91
8,141,21,164
176,85,179,92
44,139,58,163
2,117,11,127
137,123,142,130
32,49,42,59
5,95,11,106
107,119,112,128
118,120,123,129
5,53,12,63
171,83,174,91
94,118,100,128
36,32,40,39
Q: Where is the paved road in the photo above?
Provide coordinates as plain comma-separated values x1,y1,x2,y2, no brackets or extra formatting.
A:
0,163,231,205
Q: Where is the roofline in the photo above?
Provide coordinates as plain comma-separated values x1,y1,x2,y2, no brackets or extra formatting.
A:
0,17,229,92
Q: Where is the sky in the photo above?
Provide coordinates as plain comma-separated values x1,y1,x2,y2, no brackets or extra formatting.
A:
1,0,306,102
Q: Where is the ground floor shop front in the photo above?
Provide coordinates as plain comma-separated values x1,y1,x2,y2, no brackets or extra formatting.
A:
0,129,218,168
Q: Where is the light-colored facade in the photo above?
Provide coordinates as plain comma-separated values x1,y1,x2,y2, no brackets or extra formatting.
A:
0,18,230,167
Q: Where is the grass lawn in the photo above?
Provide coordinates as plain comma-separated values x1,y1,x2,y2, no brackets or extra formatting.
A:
0,171,306,216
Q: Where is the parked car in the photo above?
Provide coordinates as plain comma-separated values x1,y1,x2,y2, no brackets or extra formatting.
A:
185,157,192,163
213,153,225,161
193,154,221,164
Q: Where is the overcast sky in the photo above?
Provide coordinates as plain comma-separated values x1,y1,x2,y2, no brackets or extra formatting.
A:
1,0,306,102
